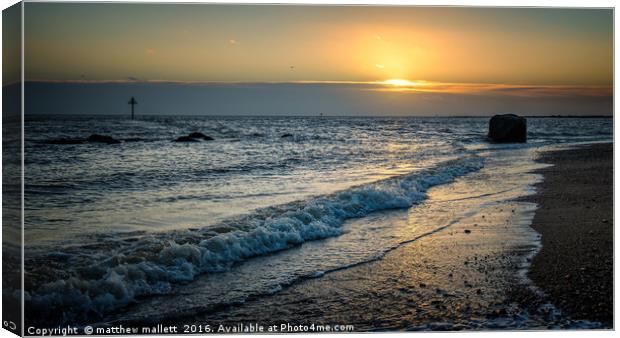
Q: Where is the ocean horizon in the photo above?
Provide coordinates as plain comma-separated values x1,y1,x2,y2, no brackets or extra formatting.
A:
15,81,613,117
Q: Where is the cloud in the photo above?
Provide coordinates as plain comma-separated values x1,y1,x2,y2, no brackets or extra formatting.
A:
229,39,237,45
375,64,385,69
369,81,613,98
21,79,613,100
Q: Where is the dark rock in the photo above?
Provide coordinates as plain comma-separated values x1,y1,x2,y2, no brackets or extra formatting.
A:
488,114,527,143
175,136,200,142
45,138,84,145
281,133,293,138
464,229,471,234
86,134,120,144
175,132,214,142
188,132,214,141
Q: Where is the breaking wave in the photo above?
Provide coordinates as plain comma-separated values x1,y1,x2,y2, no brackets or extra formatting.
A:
25,155,484,325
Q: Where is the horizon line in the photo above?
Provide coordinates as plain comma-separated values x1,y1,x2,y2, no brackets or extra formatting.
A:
24,112,613,118
17,79,613,98
20,78,614,87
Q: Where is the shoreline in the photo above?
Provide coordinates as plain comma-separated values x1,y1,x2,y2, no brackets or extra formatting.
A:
117,145,580,330
524,143,613,326
38,142,613,330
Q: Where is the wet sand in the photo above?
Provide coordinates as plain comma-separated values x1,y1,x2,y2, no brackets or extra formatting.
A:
116,147,596,330
109,145,610,331
524,143,613,326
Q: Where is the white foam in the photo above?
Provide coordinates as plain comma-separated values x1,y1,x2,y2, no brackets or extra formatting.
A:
27,155,484,324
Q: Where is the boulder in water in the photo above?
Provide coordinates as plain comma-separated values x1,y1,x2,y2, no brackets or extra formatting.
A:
488,114,527,143
45,138,84,145
174,132,214,142
187,132,214,141
281,133,293,138
86,134,120,144
175,136,200,142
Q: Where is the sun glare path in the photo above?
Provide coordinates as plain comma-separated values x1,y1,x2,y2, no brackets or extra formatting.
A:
382,79,419,87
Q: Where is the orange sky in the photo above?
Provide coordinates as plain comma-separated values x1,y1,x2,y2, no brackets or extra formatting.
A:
23,4,613,88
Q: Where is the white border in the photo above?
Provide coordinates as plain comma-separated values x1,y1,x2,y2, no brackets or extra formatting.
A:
0,1,616,338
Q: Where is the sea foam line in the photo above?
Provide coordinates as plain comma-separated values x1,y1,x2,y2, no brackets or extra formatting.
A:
26,155,484,325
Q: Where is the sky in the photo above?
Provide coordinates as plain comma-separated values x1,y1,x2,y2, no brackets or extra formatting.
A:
21,3,613,116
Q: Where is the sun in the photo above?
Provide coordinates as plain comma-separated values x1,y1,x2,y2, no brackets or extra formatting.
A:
382,79,418,87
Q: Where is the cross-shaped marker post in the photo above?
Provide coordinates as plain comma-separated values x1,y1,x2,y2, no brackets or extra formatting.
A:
128,97,138,120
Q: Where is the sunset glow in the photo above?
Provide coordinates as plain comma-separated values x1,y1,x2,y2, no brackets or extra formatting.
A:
18,3,613,116
382,79,420,87
23,4,612,87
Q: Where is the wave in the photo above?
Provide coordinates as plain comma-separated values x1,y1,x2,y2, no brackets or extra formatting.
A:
25,155,484,325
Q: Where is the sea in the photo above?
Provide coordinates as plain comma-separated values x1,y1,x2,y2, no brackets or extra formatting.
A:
20,115,612,330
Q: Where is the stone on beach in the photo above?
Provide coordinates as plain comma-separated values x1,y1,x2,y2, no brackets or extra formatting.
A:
487,114,527,143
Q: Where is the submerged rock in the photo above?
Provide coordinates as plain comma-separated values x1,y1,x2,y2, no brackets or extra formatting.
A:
175,136,200,142
44,138,84,145
488,114,527,143
175,132,214,142
188,132,214,141
45,134,122,145
86,134,120,144
281,133,293,138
